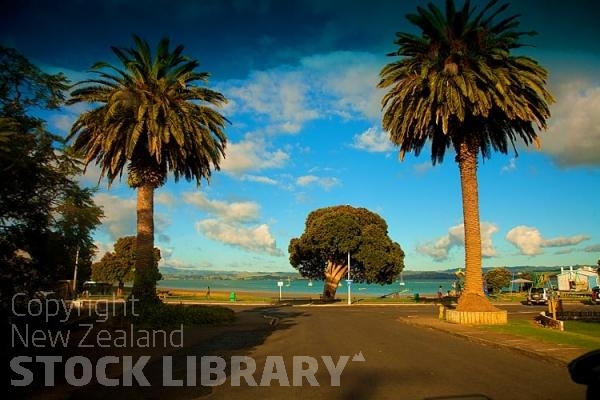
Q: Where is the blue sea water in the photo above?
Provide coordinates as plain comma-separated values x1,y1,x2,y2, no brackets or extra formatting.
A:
158,278,455,297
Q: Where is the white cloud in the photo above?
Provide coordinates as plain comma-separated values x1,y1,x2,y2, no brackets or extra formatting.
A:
479,224,499,258
351,126,393,153
155,191,177,207
157,246,174,262
506,225,590,256
417,222,498,261
221,135,289,175
296,175,319,186
296,175,341,190
93,192,172,244
92,241,113,262
543,78,600,167
196,219,283,256
542,235,590,247
182,192,260,223
221,51,383,138
241,175,278,185
501,158,517,174
93,193,136,241
162,258,206,270
183,192,284,256
155,213,171,243
215,51,385,182
299,51,383,121
413,162,434,175
77,163,104,186
554,248,575,255
76,162,129,189
584,243,600,253
506,226,543,256
49,114,75,134
224,69,319,135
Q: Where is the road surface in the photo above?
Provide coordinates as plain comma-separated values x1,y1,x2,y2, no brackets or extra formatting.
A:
27,304,586,400
199,306,586,399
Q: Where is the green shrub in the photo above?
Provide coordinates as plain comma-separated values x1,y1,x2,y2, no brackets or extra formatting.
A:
132,302,235,328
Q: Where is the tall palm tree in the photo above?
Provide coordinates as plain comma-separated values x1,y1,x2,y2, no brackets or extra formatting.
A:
68,36,228,304
379,0,553,311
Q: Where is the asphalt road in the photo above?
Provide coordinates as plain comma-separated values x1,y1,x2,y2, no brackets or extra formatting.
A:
206,305,584,400
19,303,589,400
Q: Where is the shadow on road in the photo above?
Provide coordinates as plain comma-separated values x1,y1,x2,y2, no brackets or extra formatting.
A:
9,305,307,400
74,306,307,399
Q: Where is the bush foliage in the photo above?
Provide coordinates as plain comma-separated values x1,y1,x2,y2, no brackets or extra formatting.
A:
132,303,235,328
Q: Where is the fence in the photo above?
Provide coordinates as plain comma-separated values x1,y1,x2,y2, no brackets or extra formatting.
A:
556,311,600,321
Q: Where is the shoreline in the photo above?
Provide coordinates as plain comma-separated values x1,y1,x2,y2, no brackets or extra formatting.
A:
157,277,455,299
157,286,439,300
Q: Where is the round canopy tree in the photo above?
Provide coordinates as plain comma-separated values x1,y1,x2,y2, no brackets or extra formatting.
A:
485,267,512,294
289,205,405,300
92,236,161,296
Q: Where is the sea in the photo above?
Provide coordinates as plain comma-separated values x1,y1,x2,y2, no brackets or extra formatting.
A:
158,278,455,297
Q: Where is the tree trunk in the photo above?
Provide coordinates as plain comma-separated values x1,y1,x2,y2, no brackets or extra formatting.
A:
455,141,498,312
322,260,347,301
131,184,158,305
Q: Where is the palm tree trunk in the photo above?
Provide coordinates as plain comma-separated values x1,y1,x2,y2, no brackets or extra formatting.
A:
131,184,158,305
455,141,497,312
322,260,347,301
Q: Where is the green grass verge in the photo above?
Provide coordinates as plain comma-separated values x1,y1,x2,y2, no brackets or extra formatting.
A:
358,296,421,303
164,294,276,303
489,293,527,303
482,319,600,351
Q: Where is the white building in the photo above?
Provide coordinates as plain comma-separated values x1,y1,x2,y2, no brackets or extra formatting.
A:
556,266,599,291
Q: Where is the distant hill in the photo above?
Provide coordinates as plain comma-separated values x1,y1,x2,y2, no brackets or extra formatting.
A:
160,269,299,281
161,269,455,281
402,271,456,279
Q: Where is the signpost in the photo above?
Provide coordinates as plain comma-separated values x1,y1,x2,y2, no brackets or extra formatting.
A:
277,281,284,301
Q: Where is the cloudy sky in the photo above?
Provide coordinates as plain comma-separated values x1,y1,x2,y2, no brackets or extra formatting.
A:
2,0,600,272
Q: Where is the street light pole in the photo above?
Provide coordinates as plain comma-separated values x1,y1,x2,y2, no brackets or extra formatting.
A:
347,251,352,305
72,245,80,295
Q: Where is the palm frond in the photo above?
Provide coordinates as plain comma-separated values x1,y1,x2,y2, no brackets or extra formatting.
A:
379,0,554,164
68,35,229,187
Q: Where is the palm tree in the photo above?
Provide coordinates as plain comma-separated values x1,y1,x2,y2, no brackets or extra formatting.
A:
68,36,228,305
378,0,553,311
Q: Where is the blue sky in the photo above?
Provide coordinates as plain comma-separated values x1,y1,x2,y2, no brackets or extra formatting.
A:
2,0,600,272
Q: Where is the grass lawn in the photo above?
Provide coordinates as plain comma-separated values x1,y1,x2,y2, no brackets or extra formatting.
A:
164,293,275,303
482,319,600,351
357,296,417,303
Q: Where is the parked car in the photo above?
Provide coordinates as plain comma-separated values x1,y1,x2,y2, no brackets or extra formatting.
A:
591,287,600,305
527,287,549,305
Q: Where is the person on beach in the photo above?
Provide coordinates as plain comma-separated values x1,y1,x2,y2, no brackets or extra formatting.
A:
437,285,443,299
206,286,211,299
